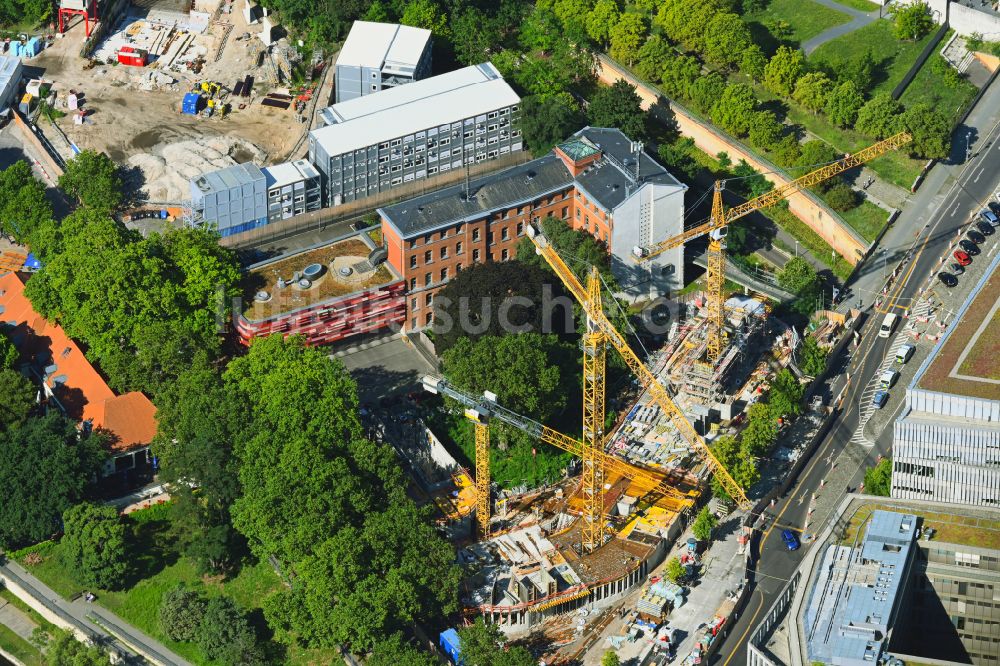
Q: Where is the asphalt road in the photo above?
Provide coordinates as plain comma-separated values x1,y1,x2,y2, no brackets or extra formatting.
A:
710,99,1000,666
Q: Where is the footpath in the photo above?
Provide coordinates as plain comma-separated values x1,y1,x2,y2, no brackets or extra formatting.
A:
0,559,192,666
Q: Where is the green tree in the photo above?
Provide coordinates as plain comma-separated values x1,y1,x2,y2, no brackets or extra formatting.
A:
450,8,503,66
586,0,620,46
741,402,777,457
519,94,584,155
0,413,104,549
519,6,562,53
159,585,207,642
797,140,838,169
769,368,804,419
748,110,784,150
741,45,768,81
0,329,16,369
196,596,263,666
400,0,448,36
0,369,35,431
362,0,389,21
687,72,727,116
608,13,647,67
39,628,110,666
456,619,535,666
856,93,903,139
824,80,864,128
793,72,833,115
602,651,621,666
864,458,892,496
658,138,700,182
704,12,754,70
763,45,804,96
691,505,719,542
710,435,760,501
0,160,52,242
835,49,877,93
799,336,829,376
57,150,122,212
825,182,859,211
664,556,686,583
60,503,128,590
552,0,593,44
902,102,952,159
778,256,822,316
660,54,702,100
369,634,440,666
634,34,671,82
711,84,757,137
655,0,724,53
891,0,934,40
588,79,646,140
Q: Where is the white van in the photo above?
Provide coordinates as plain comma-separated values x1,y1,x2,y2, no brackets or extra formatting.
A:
879,313,898,338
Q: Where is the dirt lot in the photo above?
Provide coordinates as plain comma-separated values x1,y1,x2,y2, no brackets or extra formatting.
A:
29,1,318,202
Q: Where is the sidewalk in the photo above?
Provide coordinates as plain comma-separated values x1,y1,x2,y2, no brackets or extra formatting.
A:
0,596,38,642
0,559,192,666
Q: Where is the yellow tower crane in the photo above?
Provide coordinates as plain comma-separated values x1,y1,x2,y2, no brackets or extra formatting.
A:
632,132,911,363
581,269,608,553
462,406,492,539
421,376,696,542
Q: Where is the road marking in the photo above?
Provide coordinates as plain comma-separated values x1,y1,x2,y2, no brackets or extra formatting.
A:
722,589,764,666
974,167,985,183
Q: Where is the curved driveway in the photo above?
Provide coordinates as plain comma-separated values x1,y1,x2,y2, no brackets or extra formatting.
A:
802,0,880,55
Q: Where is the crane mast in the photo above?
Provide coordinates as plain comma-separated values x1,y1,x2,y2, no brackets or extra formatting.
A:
581,269,607,553
635,132,912,362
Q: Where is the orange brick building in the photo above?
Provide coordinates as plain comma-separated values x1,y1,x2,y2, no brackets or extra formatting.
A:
378,128,688,331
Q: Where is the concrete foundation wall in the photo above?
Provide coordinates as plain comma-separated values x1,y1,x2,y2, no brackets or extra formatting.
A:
595,55,869,265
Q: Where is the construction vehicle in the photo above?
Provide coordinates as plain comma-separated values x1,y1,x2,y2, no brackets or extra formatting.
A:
421,376,696,541
200,80,222,98
632,132,912,363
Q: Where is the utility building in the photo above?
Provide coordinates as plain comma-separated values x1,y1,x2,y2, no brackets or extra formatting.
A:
262,159,322,222
309,62,522,208
378,128,686,331
891,251,1000,507
334,21,432,103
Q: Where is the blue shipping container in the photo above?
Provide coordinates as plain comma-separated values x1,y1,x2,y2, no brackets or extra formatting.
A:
439,629,462,666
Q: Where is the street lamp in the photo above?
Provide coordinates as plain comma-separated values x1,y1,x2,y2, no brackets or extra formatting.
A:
795,240,799,257
881,248,888,281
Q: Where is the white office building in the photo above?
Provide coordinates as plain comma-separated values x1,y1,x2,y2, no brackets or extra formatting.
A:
334,21,432,103
309,62,522,207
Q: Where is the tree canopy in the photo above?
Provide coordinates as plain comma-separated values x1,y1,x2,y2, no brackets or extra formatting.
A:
588,79,646,141
891,0,934,41
520,93,585,155
37,628,110,666
778,257,823,317
60,502,129,590
711,84,757,137
710,434,760,502
856,93,903,139
457,619,536,666
0,413,104,549
799,336,829,376
763,46,804,97
691,506,718,542
0,160,52,243
57,150,122,213
864,458,892,496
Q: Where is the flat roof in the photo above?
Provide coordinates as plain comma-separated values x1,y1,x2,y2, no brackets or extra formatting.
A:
336,21,430,70
0,55,20,92
914,251,1000,401
311,63,519,156
262,159,319,189
192,162,264,194
805,510,917,665
378,127,685,239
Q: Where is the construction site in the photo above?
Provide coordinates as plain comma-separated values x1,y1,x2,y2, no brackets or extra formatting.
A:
23,0,325,202
393,133,915,660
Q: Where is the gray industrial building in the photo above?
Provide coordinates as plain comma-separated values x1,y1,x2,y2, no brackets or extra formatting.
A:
309,62,522,208
189,162,267,237
0,55,23,117
334,21,432,103
891,252,1000,508
262,159,322,222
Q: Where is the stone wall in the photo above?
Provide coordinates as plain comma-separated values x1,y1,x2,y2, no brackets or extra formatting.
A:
595,55,870,265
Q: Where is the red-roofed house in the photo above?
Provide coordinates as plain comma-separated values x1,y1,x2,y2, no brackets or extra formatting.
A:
0,272,158,480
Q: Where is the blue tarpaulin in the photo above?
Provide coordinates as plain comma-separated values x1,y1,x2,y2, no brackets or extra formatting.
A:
23,253,41,270
439,629,462,665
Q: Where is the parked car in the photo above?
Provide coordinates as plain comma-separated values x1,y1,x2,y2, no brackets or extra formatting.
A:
949,262,965,275
782,529,800,551
937,272,958,287
896,344,915,365
979,209,999,227
954,250,972,266
976,220,995,236
959,239,980,256
872,390,890,409
967,229,986,244
879,368,900,389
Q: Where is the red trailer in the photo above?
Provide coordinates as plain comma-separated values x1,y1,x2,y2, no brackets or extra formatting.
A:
117,45,148,67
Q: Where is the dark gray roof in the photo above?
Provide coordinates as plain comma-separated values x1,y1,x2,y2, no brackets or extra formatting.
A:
379,155,574,239
574,127,684,211
379,127,684,239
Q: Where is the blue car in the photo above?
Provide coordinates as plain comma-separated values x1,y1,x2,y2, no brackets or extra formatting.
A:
782,529,800,551
872,390,890,409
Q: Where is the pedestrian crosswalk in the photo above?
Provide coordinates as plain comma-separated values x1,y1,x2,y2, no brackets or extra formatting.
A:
852,335,912,445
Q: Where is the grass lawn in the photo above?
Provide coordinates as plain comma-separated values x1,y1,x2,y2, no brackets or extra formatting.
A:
10,505,334,666
768,205,854,281
0,622,43,666
743,0,851,47
828,0,879,10
839,199,889,243
809,19,939,98
899,53,978,118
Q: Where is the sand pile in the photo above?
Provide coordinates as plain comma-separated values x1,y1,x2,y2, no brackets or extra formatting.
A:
130,135,265,202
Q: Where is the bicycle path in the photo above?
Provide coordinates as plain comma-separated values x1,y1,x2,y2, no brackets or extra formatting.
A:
802,0,880,55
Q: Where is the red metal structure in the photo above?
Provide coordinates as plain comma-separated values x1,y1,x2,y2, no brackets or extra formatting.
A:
235,280,407,347
58,0,99,38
